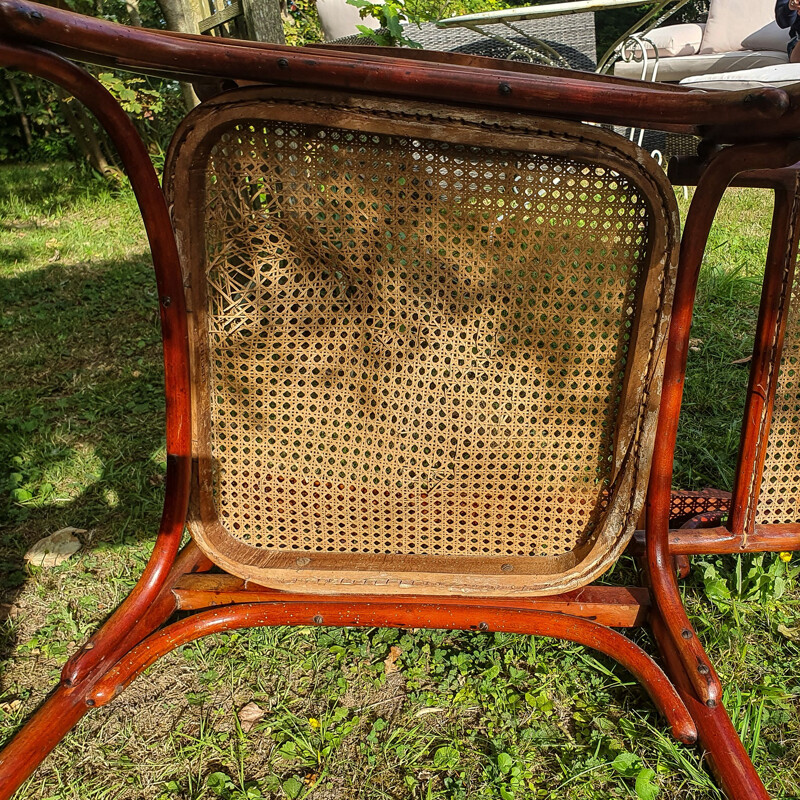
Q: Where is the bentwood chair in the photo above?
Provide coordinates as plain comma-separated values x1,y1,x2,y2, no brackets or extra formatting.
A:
664,158,800,553
1,3,799,799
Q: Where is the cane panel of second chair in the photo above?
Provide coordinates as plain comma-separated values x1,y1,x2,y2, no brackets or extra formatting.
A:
166,88,678,595
757,254,800,526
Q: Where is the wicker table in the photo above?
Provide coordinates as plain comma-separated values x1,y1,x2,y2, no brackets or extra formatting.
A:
405,10,598,70
438,0,689,71
334,17,597,70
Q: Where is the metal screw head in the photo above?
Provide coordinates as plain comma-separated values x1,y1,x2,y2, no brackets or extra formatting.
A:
313,615,323,624
296,557,311,567
478,621,489,632
161,295,172,307
697,664,710,675
680,628,693,639
277,58,289,69
498,83,512,95
501,563,513,573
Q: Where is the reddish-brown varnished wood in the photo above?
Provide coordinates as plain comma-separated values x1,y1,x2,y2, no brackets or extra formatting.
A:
77,542,212,679
650,612,770,800
0,545,207,800
0,0,794,135
674,555,691,579
2,8,799,798
0,42,193,689
630,523,800,555
90,601,697,744
0,683,91,800
172,576,651,626
646,140,800,710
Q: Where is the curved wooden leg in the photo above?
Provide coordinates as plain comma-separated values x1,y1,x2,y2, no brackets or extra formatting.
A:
2,594,700,796
0,682,91,800
89,601,697,745
650,612,770,800
0,40,193,690
0,543,208,799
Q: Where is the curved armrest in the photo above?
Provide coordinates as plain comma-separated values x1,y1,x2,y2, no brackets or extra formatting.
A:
0,0,796,141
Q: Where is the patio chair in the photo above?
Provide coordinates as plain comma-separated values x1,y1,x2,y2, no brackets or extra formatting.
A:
1,4,799,799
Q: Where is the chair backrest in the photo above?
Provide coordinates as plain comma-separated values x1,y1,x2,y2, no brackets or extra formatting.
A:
166,87,679,596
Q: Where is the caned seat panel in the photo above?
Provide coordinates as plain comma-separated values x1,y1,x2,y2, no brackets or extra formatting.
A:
167,88,678,595
757,264,800,525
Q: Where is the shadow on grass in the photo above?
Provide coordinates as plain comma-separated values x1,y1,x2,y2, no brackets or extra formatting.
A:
0,249,168,669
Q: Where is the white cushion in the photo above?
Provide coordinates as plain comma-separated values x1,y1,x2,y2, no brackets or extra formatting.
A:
631,23,705,57
742,20,792,53
699,0,776,54
681,63,800,90
316,0,379,41
614,50,787,82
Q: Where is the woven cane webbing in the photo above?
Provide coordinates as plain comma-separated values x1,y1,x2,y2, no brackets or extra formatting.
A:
758,265,800,525
170,91,677,594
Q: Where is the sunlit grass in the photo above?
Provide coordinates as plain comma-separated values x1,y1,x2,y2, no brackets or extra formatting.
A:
0,164,797,800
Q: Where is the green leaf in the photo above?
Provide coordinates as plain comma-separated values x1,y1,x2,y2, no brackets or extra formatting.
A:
497,752,513,774
11,488,32,502
611,752,641,777
635,768,659,800
433,745,459,769
702,565,731,609
282,777,303,799
385,12,404,38
262,775,281,792
279,741,298,758
3,569,25,588
207,771,235,797
499,786,514,800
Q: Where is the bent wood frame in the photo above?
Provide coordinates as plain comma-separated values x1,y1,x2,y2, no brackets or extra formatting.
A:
173,86,678,597
1,4,799,799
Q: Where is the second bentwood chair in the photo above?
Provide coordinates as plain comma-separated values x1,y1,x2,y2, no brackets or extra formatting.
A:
1,3,800,798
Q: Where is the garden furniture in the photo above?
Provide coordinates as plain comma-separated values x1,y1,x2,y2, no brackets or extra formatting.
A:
0,3,799,798
438,0,685,71
360,12,598,70
613,0,789,82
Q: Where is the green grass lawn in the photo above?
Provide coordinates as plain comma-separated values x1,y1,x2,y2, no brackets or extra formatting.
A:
0,162,798,800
